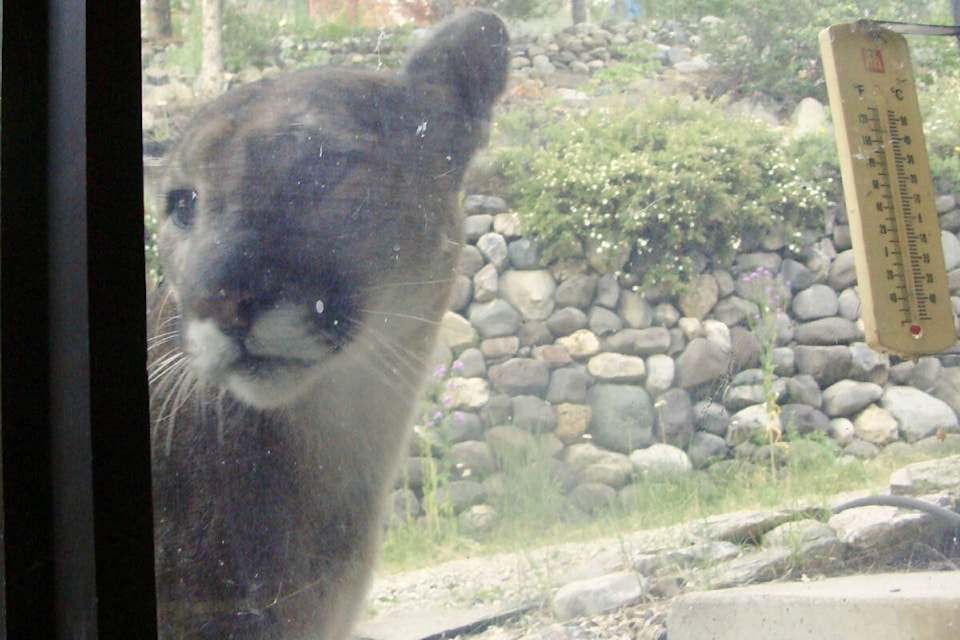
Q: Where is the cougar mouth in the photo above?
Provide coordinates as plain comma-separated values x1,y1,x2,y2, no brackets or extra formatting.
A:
182,301,343,409
232,352,314,378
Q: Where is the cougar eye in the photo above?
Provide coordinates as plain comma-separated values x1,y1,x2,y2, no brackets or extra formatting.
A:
166,188,198,229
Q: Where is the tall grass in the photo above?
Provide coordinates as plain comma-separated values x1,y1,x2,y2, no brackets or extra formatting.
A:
378,437,960,574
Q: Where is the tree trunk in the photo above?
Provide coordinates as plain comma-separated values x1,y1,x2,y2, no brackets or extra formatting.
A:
196,0,225,100
571,0,586,25
145,0,173,41
345,0,360,23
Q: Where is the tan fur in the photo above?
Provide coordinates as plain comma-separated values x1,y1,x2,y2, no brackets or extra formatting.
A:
148,11,508,639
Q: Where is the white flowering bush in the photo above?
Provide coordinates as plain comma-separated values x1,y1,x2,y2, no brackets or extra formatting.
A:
921,75,960,195
498,97,829,288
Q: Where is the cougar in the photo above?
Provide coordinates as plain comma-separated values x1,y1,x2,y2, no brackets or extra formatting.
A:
147,11,508,638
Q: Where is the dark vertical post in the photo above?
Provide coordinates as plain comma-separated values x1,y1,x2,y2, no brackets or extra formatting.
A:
48,0,97,636
1,0,55,636
86,0,158,637
572,0,586,24
2,0,157,637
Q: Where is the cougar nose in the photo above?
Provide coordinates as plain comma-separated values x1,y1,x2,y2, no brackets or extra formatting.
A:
189,290,258,334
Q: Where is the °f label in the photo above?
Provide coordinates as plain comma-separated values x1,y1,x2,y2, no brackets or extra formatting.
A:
819,22,956,356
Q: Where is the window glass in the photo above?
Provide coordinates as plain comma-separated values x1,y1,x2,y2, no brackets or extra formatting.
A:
144,2,960,639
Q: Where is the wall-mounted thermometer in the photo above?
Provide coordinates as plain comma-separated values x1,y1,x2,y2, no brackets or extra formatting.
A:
819,21,957,356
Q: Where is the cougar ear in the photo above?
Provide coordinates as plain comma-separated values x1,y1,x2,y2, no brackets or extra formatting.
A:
404,9,510,122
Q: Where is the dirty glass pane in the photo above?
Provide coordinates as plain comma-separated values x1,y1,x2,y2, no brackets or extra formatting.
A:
144,2,960,639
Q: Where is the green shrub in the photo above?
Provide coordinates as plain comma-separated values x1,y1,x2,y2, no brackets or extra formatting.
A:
165,0,203,75
164,1,377,75
922,76,960,195
783,129,841,197
699,2,838,110
485,0,563,20
592,40,661,91
646,0,729,20
497,97,828,289
697,0,957,112
222,5,281,72
492,447,566,537
221,7,378,72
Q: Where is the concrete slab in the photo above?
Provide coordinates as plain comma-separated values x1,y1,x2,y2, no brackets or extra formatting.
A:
669,572,960,640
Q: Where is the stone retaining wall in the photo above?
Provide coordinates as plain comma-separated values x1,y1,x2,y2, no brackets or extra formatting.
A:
395,191,960,530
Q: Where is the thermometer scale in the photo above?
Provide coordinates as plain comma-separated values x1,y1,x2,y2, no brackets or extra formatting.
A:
819,22,957,355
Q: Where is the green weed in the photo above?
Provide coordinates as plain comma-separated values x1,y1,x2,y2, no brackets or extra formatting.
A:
379,438,960,574
497,96,828,289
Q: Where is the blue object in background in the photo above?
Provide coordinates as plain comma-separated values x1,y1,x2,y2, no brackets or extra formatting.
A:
611,0,643,18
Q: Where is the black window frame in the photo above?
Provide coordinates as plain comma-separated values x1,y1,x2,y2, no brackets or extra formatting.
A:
1,1,158,638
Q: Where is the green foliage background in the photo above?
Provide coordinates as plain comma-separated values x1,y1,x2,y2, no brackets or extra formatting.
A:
492,0,960,290
150,0,960,290
498,98,834,288
655,0,960,110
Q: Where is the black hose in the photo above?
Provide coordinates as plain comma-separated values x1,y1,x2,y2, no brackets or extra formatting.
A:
833,494,960,530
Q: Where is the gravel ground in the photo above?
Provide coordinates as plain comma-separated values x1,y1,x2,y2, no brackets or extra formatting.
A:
456,601,671,640
360,524,692,639
359,479,960,640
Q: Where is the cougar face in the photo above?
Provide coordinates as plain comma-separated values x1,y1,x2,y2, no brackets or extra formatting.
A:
148,11,508,639
159,61,487,410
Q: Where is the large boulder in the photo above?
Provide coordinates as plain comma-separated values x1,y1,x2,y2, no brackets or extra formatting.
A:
794,345,852,387
793,317,860,345
499,270,557,320
511,395,557,433
556,329,601,359
468,299,522,338
587,353,646,384
601,327,671,356
546,366,591,404
853,405,900,445
654,388,695,449
629,443,692,477
678,273,719,319
791,283,838,320
476,231,509,270
821,380,883,417
675,338,731,388
880,386,959,442
555,273,597,309
588,384,656,453
487,358,551,396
